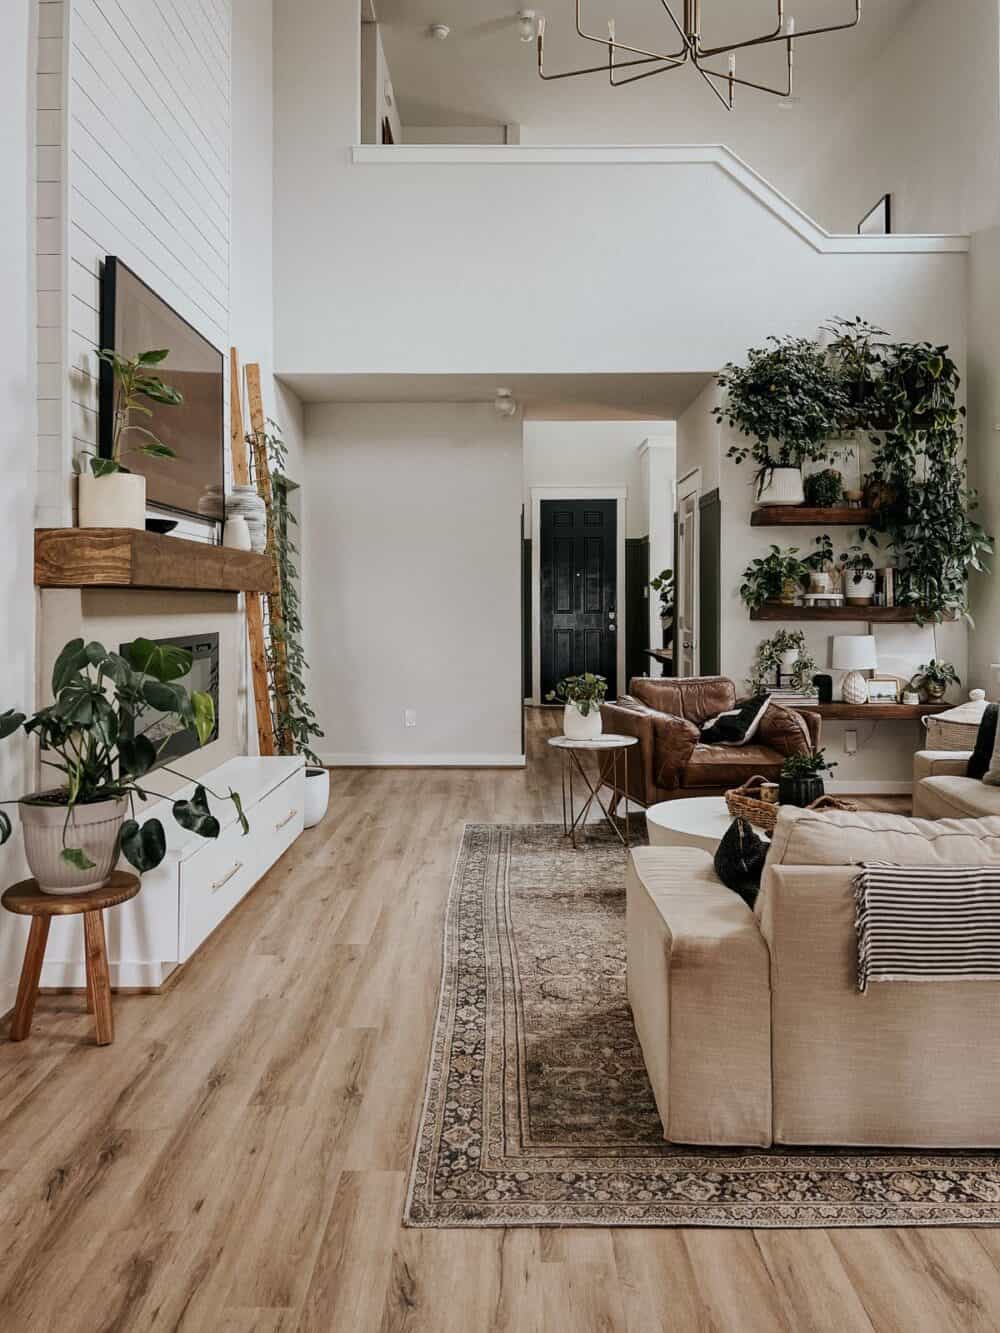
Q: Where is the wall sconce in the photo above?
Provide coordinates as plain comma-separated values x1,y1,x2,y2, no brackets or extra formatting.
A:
493,388,517,417
517,10,538,42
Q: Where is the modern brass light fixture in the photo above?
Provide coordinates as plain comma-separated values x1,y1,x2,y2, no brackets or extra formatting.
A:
533,0,862,110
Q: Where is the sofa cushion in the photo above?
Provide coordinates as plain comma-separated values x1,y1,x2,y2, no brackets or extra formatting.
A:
769,806,1000,866
683,743,783,788
915,776,1000,821
631,676,736,725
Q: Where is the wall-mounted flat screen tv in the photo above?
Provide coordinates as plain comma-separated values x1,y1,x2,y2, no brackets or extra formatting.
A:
99,257,224,521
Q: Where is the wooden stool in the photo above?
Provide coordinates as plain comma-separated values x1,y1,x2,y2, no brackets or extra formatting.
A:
2,872,140,1046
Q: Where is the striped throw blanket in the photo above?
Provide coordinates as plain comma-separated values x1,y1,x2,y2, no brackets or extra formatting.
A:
854,863,1000,994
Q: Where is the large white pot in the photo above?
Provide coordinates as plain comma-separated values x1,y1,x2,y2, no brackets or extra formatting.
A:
19,794,129,893
563,702,602,741
756,467,805,508
779,648,799,675
78,471,146,530
844,570,877,605
303,767,330,828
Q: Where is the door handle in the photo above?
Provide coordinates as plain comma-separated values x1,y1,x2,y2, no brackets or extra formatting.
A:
682,640,694,650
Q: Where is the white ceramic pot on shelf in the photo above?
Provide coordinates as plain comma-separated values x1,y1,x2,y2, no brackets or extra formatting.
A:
844,570,877,605
303,767,330,828
563,703,602,741
78,472,147,530
755,467,805,508
223,515,252,550
779,648,799,675
19,794,129,893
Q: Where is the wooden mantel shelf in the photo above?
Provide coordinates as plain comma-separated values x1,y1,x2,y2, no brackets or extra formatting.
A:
750,605,935,623
35,528,275,594
751,506,877,527
809,703,950,721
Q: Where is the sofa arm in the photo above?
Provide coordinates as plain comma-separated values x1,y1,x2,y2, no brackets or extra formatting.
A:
914,749,971,781
626,848,772,1146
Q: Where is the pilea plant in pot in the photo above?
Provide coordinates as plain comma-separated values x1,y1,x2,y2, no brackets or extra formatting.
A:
779,748,838,808
714,336,849,505
79,349,184,531
749,631,816,694
739,545,812,611
546,673,608,741
0,638,247,894
912,659,961,703
252,419,328,826
839,544,878,606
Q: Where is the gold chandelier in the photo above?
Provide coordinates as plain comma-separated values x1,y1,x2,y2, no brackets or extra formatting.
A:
535,0,863,109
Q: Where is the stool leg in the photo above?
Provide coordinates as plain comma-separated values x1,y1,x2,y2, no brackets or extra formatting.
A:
85,942,95,1014
10,916,50,1041
83,911,114,1046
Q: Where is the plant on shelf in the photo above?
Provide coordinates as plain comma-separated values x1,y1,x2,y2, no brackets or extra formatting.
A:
547,673,608,740
649,569,674,625
714,336,850,502
802,468,844,508
822,316,889,432
779,747,838,808
749,630,816,694
839,543,878,606
739,545,811,611
912,659,961,702
78,349,184,532
0,638,247,893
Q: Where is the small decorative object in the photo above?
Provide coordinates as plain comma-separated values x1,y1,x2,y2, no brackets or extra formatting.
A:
866,678,900,704
812,673,834,703
713,818,767,908
739,546,811,612
303,767,330,828
882,566,895,608
839,544,878,605
649,569,674,632
145,517,178,535
226,485,268,553
760,781,780,804
0,638,247,892
78,349,183,531
778,748,838,808
912,659,961,703
546,673,608,740
804,592,845,609
844,489,864,507
803,468,844,508
832,635,878,705
902,690,920,706
749,630,814,694
223,514,252,550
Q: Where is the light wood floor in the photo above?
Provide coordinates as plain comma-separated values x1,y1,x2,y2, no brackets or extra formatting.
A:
0,709,996,1332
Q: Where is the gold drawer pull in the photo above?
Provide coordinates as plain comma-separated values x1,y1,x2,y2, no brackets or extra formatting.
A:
211,860,244,892
274,809,298,831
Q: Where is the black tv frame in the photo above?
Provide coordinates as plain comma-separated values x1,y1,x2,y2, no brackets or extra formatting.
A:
98,256,225,522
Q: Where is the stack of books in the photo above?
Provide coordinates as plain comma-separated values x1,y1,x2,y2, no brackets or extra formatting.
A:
767,688,820,707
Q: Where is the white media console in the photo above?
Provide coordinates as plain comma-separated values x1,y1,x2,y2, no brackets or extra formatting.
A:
40,755,305,990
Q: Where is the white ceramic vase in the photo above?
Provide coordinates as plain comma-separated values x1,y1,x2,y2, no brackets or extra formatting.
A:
563,702,602,741
779,648,799,675
226,486,268,553
78,472,146,530
303,767,330,828
19,794,129,893
223,515,252,550
756,467,805,508
845,570,877,605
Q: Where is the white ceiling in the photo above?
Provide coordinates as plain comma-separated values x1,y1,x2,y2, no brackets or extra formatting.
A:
279,371,713,418
374,0,916,136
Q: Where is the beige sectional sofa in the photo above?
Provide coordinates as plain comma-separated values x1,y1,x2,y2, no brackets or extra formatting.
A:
914,748,1000,818
627,806,1000,1148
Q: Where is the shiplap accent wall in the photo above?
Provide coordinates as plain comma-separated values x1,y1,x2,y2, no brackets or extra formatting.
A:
37,0,232,528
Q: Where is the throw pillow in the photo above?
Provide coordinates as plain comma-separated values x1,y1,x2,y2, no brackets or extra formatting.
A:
700,694,770,746
984,706,1000,787
713,818,767,908
969,703,999,781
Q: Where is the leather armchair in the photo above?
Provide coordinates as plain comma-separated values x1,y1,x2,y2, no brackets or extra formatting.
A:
601,676,821,807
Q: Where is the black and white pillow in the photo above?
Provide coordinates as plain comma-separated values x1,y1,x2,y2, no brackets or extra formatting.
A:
700,694,770,746
969,703,999,782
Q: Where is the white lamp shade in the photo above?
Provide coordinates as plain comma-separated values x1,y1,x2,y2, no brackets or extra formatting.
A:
832,634,878,671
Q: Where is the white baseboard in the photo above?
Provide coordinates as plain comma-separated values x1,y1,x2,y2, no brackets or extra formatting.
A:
826,780,913,796
319,753,527,768
39,960,177,990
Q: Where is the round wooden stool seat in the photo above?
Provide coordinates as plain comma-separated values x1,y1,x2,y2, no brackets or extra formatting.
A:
2,871,140,1046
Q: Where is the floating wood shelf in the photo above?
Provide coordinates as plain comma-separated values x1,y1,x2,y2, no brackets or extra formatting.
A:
809,703,949,721
751,506,876,527
750,605,927,623
34,528,275,594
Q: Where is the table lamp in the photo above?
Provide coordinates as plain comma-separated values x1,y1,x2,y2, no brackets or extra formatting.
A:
832,635,878,705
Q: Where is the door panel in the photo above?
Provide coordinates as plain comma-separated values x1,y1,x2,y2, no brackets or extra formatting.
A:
540,499,617,699
676,490,698,677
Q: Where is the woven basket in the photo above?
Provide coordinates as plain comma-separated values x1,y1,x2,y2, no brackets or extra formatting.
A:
725,776,857,834
923,716,981,751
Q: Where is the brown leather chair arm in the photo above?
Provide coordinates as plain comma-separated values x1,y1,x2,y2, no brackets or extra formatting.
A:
755,703,822,756
601,704,700,801
649,712,701,791
600,703,655,805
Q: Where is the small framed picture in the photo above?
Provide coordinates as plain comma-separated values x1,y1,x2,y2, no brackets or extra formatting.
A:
867,678,900,704
858,194,892,236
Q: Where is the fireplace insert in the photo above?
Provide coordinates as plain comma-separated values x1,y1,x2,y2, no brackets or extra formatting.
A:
119,633,220,769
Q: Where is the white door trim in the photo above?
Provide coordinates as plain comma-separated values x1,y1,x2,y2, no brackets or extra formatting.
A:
530,486,627,706
676,469,701,677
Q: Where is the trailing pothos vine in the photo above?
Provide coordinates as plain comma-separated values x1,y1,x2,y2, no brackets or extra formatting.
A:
249,419,324,764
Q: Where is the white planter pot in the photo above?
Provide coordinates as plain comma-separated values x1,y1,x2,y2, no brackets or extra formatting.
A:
756,467,805,508
223,515,252,550
563,702,602,741
78,471,147,530
303,767,330,828
779,648,799,675
845,570,877,605
19,794,129,893
809,571,832,594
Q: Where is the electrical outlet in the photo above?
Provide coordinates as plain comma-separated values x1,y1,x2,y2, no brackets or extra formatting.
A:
404,708,417,728
845,729,858,756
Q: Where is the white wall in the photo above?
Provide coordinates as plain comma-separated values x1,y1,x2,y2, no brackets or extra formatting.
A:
967,225,1000,692
304,403,523,765
2,0,37,1013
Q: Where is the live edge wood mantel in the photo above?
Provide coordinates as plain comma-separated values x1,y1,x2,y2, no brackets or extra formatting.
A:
34,528,275,594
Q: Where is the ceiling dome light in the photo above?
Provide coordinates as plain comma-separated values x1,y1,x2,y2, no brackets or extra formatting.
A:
493,388,517,417
428,23,451,40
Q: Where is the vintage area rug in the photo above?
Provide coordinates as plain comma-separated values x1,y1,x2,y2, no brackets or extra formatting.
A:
405,822,1000,1228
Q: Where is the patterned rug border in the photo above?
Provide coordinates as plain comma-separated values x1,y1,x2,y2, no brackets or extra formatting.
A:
404,822,1000,1229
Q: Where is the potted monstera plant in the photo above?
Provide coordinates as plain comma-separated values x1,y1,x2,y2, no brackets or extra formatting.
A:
0,637,247,893
78,349,183,531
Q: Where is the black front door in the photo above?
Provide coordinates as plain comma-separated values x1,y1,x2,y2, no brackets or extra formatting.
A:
540,499,617,700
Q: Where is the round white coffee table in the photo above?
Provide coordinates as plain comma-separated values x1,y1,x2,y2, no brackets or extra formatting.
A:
646,796,770,852
548,734,638,849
